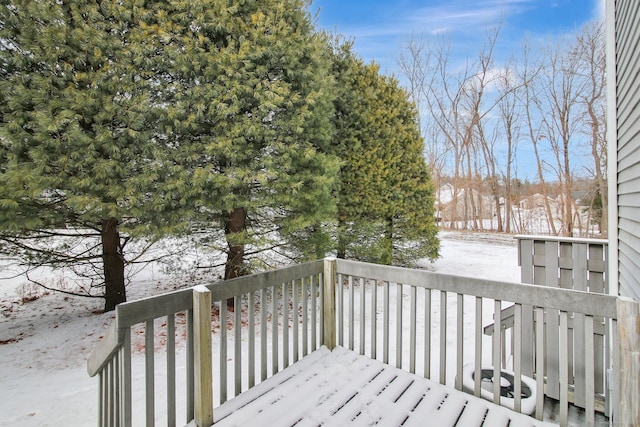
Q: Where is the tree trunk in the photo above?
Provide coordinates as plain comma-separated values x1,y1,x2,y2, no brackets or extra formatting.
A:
382,216,393,265
102,218,126,312
337,217,347,259
224,207,247,310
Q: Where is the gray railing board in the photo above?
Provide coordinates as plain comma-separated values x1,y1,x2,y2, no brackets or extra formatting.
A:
474,296,482,397
335,259,617,318
248,291,256,388
516,236,610,413
88,321,122,377
311,275,318,352
117,289,193,329
302,278,308,356
206,260,324,303
396,283,403,369
322,259,336,350
424,288,431,379
360,277,366,356
166,313,176,427
144,319,154,427
544,241,560,400
271,285,278,376
292,282,299,363
282,284,289,371
335,257,623,426
234,295,242,397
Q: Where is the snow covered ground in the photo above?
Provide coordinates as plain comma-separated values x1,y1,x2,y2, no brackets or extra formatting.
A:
0,231,523,426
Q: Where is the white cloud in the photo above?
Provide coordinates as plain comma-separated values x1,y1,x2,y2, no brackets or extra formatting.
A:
593,0,605,21
407,0,535,34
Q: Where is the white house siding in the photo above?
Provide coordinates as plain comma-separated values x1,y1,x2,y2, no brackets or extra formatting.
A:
610,0,640,300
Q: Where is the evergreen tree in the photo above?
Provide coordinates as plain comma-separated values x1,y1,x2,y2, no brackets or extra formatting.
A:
146,0,339,275
0,1,186,311
330,43,439,265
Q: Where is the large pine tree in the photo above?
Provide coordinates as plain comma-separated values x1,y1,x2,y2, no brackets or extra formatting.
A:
146,0,339,278
0,1,192,311
330,43,439,265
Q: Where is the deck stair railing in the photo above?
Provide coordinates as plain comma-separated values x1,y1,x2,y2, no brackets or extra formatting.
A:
88,257,639,427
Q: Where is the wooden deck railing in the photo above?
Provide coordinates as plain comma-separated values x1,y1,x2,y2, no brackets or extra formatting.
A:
88,257,639,427
512,236,610,412
87,260,327,427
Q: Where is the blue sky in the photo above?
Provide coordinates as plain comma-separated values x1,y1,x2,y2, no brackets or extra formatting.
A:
310,0,605,77
309,0,605,180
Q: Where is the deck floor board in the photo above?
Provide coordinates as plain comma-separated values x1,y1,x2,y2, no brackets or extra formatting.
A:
212,346,556,427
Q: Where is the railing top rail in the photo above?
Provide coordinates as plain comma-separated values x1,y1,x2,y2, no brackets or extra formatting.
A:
515,234,608,245
87,321,122,377
205,259,325,303
114,259,325,328
86,259,325,376
335,258,619,319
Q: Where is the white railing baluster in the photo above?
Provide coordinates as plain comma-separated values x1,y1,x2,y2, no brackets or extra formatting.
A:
123,327,132,427
409,286,417,374
166,313,176,426
220,301,227,404
349,275,355,351
560,311,569,426
456,293,464,391
145,319,155,427
319,273,325,350
585,315,595,426
248,291,256,388
474,296,482,397
360,277,366,355
260,288,267,382
440,290,447,385
99,370,104,427
383,281,390,364
114,354,120,427
302,277,308,356
292,281,299,363
514,304,522,413
493,300,502,405
535,307,545,421
185,310,193,423
271,286,278,375
103,360,109,427
311,275,317,352
371,280,377,360
337,273,344,347
282,284,289,369
424,288,431,379
396,283,403,369
234,295,242,397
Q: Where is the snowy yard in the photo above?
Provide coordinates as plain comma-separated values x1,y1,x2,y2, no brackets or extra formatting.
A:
0,231,520,426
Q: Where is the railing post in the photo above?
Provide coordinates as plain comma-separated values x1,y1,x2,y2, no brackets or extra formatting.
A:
615,298,640,427
193,285,213,426
323,258,336,350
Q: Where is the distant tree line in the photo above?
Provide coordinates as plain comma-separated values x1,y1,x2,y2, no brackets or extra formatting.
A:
0,0,439,311
399,22,606,237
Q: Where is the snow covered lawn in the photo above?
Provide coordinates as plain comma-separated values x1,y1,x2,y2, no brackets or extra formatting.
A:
0,231,520,426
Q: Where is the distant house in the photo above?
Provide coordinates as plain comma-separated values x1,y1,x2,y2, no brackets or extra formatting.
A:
436,183,494,222
517,193,552,210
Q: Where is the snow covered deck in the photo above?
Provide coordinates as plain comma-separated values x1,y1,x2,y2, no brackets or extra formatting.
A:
211,346,553,427
88,257,639,427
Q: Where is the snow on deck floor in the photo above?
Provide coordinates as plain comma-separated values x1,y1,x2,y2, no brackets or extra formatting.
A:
210,346,556,427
